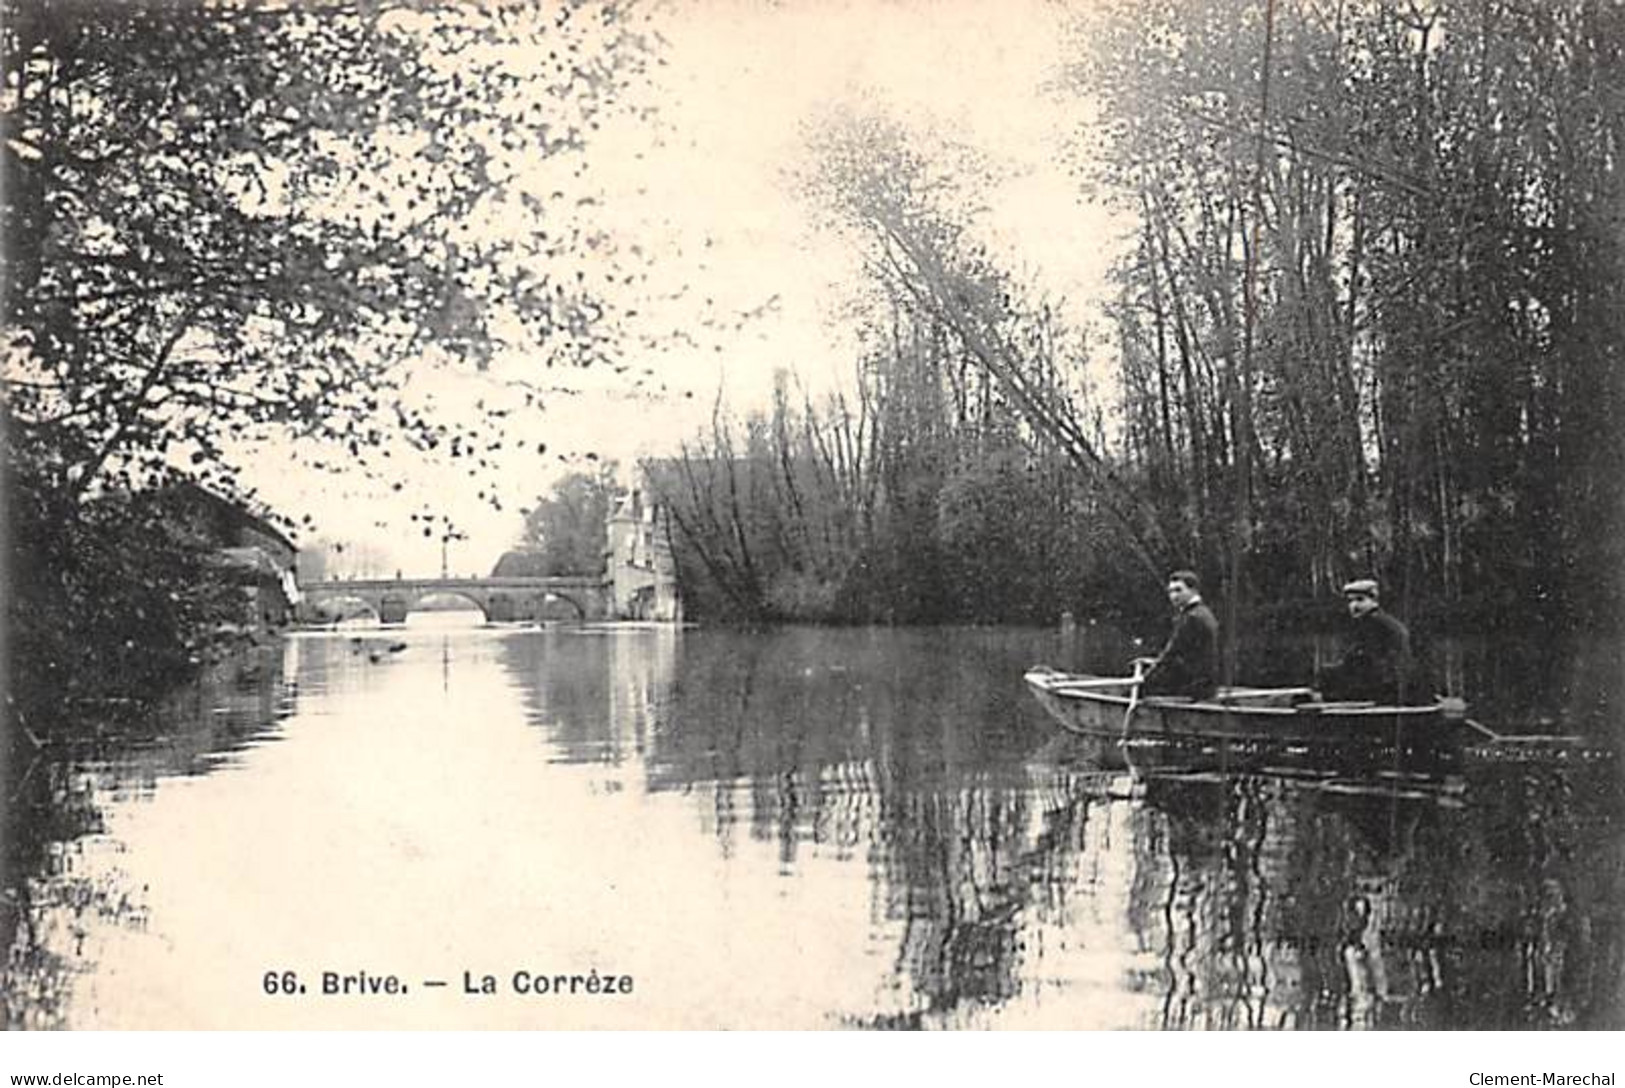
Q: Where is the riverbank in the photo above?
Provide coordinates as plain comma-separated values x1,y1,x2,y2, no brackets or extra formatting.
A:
5,459,297,744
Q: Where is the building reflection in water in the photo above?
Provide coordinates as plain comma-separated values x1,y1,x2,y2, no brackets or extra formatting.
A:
503,627,1623,1030
5,625,1618,1029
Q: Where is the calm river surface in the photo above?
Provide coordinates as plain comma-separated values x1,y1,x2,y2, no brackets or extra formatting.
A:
4,622,1621,1029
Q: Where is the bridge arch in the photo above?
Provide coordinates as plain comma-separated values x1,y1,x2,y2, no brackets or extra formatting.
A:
303,595,383,624
407,591,490,622
532,592,586,622
299,577,612,625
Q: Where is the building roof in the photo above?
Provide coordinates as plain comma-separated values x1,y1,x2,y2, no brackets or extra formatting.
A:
168,480,298,555
212,546,287,578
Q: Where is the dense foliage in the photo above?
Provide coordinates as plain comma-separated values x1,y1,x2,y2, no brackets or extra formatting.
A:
651,113,1167,626
648,365,1130,627
3,0,654,712
660,1,1624,641
516,466,616,575
7,473,250,733
1084,0,1625,627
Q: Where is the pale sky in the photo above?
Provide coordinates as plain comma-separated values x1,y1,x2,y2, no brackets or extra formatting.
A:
241,0,1125,577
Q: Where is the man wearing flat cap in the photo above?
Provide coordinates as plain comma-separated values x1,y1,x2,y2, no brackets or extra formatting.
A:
1318,579,1412,704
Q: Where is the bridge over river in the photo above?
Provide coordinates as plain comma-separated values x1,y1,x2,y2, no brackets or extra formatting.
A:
298,575,612,624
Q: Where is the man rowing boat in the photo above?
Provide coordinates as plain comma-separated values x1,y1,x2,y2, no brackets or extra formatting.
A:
1133,570,1219,700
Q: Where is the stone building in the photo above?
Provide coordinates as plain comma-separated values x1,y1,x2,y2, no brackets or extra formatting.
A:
171,482,301,631
483,467,681,622
605,470,681,622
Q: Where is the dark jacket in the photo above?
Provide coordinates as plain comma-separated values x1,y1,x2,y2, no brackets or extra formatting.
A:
1143,598,1219,699
1320,608,1412,704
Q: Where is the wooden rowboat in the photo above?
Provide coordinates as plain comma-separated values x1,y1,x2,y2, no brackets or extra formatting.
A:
1024,666,1468,760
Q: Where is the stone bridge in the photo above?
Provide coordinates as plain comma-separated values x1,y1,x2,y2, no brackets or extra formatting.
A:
298,576,612,624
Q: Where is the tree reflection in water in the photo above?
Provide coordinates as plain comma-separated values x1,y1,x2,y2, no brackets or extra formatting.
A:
506,627,1623,1029
2,644,294,1028
5,627,1617,1028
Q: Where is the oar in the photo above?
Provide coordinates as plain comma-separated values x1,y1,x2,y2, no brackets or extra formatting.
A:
1050,676,1142,691
1123,658,1147,732
1113,659,1149,779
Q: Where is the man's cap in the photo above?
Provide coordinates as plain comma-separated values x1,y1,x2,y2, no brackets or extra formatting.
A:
1342,578,1379,598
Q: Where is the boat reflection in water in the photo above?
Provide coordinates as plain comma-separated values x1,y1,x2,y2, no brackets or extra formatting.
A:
4,625,1619,1029
504,627,1621,1030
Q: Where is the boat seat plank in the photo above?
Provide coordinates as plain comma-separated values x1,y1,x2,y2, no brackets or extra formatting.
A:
1217,686,1316,708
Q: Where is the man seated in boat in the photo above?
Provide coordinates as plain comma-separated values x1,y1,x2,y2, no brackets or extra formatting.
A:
1133,570,1219,700
1316,579,1412,704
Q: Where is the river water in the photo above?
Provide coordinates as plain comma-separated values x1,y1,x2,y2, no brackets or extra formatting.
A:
4,621,1621,1029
